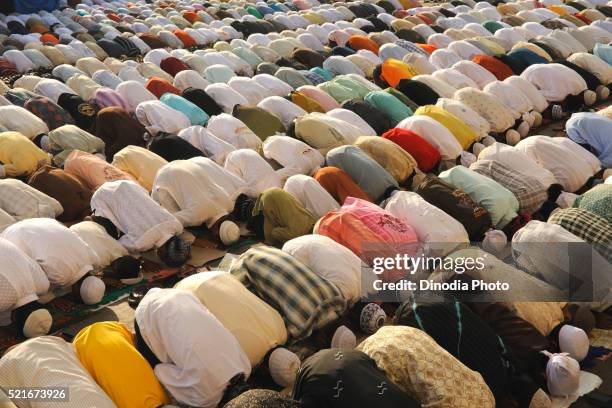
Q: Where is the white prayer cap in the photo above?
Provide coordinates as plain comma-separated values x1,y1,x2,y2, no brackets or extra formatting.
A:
80,276,105,305
559,325,589,362
269,348,300,387
543,351,580,397
460,151,477,168
482,229,507,254
23,309,52,338
505,129,521,146
219,220,240,246
584,90,596,106
331,325,356,349
472,142,485,157
481,136,496,147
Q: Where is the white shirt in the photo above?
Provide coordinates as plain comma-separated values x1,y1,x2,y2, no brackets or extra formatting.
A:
384,191,469,256
0,237,49,316
0,106,49,140
224,149,282,198
33,78,77,103
70,221,129,270
206,114,262,151
326,108,377,136
0,336,117,408
228,77,269,105
412,74,458,98
204,84,249,113
1,218,97,288
115,80,157,113
397,115,463,160
452,60,497,89
504,76,549,113
173,70,210,92
178,125,235,165
118,67,148,86
484,80,532,118
3,50,36,73
91,180,183,253
431,67,476,90
0,208,15,233
0,179,63,221
515,136,596,192
135,101,192,136
282,234,361,303
262,136,324,176
435,98,490,139
135,288,251,408
521,63,587,102
283,175,339,219
152,157,245,228
478,142,556,188
257,96,307,128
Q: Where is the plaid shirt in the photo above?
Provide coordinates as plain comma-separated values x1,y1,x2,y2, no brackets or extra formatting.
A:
471,159,548,214
548,208,612,263
230,246,347,341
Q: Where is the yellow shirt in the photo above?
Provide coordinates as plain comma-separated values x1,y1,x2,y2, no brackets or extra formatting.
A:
111,146,168,191
73,322,170,408
0,131,50,177
414,105,478,149
175,272,288,366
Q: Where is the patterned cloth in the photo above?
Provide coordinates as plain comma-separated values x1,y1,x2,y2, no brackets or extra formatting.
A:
24,96,75,131
574,184,612,223
471,159,548,214
229,246,347,340
357,326,495,408
548,208,612,262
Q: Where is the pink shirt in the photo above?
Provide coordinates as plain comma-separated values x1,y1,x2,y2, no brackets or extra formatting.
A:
64,150,135,191
296,85,341,112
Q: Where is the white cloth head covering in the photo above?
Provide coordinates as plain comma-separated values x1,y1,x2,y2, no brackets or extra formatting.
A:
173,70,210,91
268,347,300,387
559,325,589,362
543,351,580,397
204,84,249,113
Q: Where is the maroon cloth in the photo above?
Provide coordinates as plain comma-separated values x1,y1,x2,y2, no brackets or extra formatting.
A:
160,57,190,77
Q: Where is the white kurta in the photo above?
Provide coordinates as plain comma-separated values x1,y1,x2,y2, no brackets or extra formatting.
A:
224,149,282,197
503,76,549,113
206,114,262,151
0,336,117,408
521,63,587,102
177,126,235,165
397,115,463,160
0,237,49,320
478,142,556,188
115,80,157,113
90,180,183,253
384,191,470,256
134,288,251,408
0,106,49,140
283,175,340,218
282,234,361,303
152,157,245,228
1,218,98,288
262,136,325,176
135,101,191,136
257,96,307,128
514,136,596,192
0,179,63,221
70,221,129,269
326,108,377,136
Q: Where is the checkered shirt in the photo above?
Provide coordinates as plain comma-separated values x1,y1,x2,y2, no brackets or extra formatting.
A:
230,245,347,341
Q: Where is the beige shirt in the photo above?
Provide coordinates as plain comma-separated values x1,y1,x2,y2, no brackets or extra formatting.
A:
111,146,168,192
358,326,495,408
175,271,287,366
0,336,117,408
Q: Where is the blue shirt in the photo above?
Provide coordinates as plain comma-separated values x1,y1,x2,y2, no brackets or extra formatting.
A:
566,112,612,167
14,0,60,13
